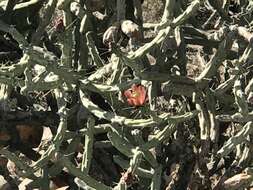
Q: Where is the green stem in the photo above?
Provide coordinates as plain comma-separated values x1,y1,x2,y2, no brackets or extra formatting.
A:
81,117,95,174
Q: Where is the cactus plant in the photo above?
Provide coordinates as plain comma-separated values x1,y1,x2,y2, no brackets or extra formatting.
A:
0,0,253,189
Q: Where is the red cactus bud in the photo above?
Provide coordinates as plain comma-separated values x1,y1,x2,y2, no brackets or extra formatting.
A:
124,84,147,107
120,171,136,185
55,18,64,32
